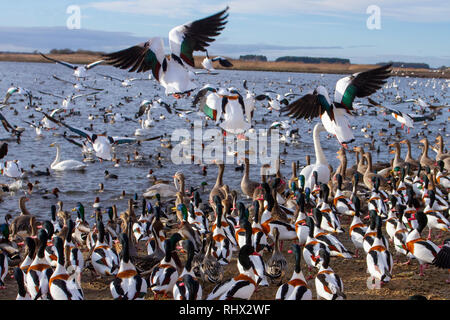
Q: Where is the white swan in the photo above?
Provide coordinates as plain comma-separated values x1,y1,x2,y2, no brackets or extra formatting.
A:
49,143,87,171
300,123,330,190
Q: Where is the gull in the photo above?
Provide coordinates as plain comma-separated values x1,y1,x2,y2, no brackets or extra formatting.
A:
97,73,151,87
39,52,104,80
52,74,103,91
37,90,100,109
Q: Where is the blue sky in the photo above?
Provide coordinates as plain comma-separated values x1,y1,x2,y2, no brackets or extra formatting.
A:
1,0,449,67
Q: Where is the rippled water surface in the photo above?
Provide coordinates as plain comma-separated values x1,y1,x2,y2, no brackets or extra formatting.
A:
0,61,448,223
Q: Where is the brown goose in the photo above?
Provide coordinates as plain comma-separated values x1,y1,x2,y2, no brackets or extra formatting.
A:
9,197,39,240
399,139,420,169
353,146,368,175
363,152,387,190
209,162,226,203
419,138,438,170
241,157,260,198
389,141,406,169
433,135,450,161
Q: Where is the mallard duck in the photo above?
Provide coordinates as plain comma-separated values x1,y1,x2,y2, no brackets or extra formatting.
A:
49,236,84,300
26,230,53,300
110,233,147,300
275,243,312,300
314,248,346,300
187,194,209,234
206,244,257,300
149,232,183,299
266,227,287,285
173,240,202,300
201,233,223,284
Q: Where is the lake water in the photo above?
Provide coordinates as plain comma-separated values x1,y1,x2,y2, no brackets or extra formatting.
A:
0,61,448,223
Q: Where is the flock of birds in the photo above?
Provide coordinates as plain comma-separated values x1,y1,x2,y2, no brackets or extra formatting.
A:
0,7,449,300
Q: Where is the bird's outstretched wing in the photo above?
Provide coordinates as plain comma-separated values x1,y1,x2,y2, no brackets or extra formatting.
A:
212,56,233,67
367,98,400,115
52,74,76,86
37,90,65,100
103,37,165,81
281,90,328,120
334,64,392,110
192,85,217,107
168,7,229,68
97,73,123,82
85,60,104,70
39,53,77,70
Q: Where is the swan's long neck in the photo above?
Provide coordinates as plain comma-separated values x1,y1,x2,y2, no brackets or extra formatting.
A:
313,125,327,165
52,145,61,166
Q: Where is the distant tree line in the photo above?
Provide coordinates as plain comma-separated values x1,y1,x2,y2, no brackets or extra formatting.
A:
275,56,350,64
48,48,105,55
377,61,430,69
239,55,268,61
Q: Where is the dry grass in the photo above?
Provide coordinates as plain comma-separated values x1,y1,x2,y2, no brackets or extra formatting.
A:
0,52,448,79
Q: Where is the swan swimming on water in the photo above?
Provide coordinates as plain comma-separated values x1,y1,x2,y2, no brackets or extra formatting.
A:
49,143,87,171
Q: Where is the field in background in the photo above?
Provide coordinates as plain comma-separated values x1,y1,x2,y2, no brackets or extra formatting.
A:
0,52,448,79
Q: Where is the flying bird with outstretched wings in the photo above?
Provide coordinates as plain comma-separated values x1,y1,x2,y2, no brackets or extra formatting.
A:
103,7,229,98
281,64,392,145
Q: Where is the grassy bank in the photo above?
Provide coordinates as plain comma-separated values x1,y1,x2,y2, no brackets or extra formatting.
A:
0,52,448,79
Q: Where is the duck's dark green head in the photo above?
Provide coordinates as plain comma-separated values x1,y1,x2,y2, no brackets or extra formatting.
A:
43,220,54,239
438,160,444,172
313,171,318,184
352,195,361,215
213,195,222,207
194,191,202,207
313,208,322,226
369,210,378,228
177,204,188,221
389,194,397,208
290,181,297,192
155,193,161,202
51,205,57,220
238,202,246,222
74,202,85,221
106,207,114,221
416,211,427,234
0,223,9,239
296,191,305,211
335,174,343,189
318,248,330,269
298,175,305,189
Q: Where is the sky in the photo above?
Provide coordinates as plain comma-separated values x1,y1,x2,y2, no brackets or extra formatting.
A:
0,0,449,67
